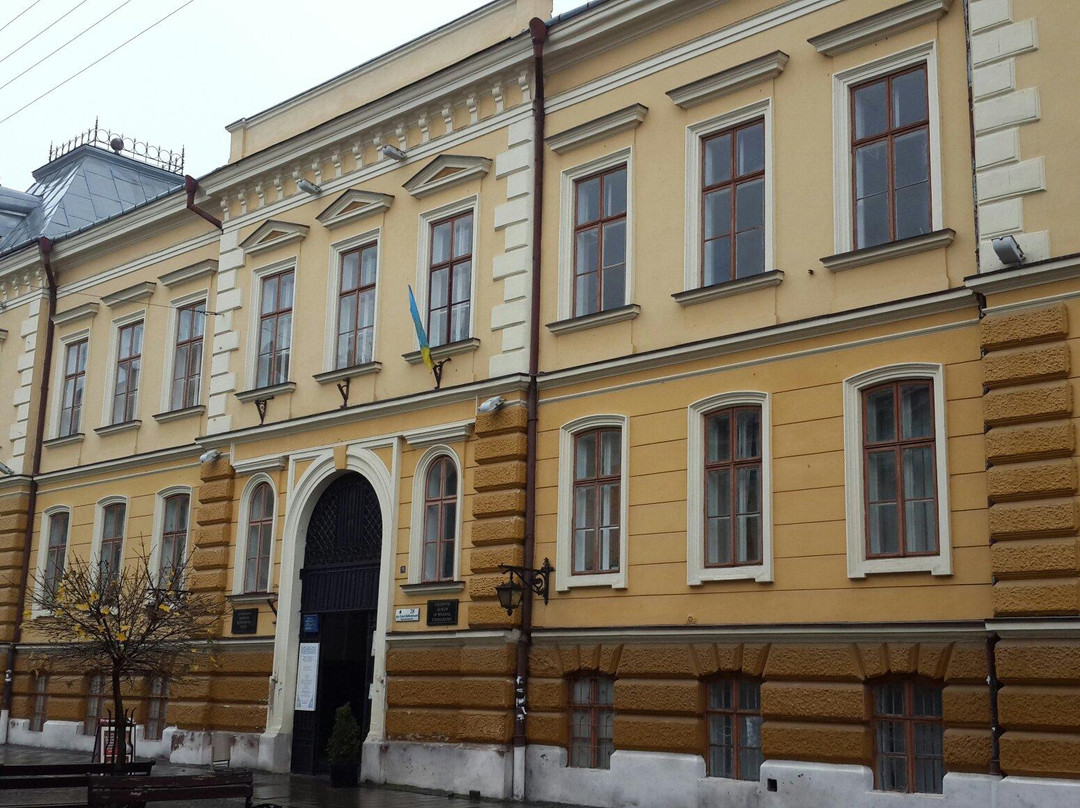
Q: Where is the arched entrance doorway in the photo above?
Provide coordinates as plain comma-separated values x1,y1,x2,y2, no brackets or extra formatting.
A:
290,472,383,775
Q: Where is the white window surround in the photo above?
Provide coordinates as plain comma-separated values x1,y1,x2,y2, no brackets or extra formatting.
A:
49,328,91,439
406,445,464,585
243,257,297,392
321,227,382,374
413,196,479,346
556,414,630,592
100,310,146,427
232,473,278,595
557,148,635,321
33,505,71,617
149,486,192,582
686,391,774,585
90,495,129,574
682,99,775,293
831,41,944,255
159,290,208,414
843,362,952,578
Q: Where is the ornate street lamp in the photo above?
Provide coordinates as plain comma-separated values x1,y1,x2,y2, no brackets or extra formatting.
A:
496,558,554,616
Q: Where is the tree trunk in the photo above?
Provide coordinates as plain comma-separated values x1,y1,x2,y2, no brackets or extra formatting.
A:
111,669,127,765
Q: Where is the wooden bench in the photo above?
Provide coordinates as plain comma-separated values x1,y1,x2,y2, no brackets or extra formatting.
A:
88,770,254,807
0,761,155,808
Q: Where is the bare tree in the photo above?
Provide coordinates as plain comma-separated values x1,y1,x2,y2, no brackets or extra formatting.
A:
24,544,221,764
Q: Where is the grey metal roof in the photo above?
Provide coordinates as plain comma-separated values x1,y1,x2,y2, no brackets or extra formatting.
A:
0,145,183,255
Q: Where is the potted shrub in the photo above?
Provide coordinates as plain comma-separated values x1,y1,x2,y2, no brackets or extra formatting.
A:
326,704,362,787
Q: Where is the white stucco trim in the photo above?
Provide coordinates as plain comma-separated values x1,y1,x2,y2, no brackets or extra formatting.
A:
243,257,298,391
99,309,146,427
407,445,464,585
842,362,952,578
556,414,630,591
321,227,382,373
158,290,209,415
831,41,944,254
148,486,193,582
232,474,278,596
48,327,91,440
89,495,128,576
686,391,773,585
32,505,71,618
413,195,480,348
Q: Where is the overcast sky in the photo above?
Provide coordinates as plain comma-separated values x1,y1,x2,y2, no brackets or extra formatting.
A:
0,0,577,190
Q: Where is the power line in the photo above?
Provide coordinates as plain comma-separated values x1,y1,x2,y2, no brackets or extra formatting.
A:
0,0,45,37
0,0,197,127
0,0,92,67
0,0,137,95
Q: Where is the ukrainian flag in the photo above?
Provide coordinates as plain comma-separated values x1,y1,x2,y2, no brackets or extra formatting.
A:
408,285,434,372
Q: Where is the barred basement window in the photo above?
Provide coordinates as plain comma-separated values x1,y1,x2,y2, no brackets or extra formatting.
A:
568,674,615,770
145,677,169,742
85,673,107,736
31,675,48,732
872,678,944,794
705,677,762,780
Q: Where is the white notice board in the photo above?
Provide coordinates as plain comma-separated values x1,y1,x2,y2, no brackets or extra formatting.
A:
295,642,319,711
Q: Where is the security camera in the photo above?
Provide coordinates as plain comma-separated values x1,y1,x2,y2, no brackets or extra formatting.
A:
478,395,505,414
199,449,221,464
296,178,322,196
379,145,407,161
991,235,1025,267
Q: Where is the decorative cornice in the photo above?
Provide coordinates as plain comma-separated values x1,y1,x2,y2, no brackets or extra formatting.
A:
101,281,155,307
808,0,952,56
666,51,789,109
93,420,142,437
964,253,1080,297
403,337,480,365
546,104,648,154
403,155,492,199
547,303,640,335
239,220,309,256
51,302,99,326
673,271,784,306
235,381,297,403
402,420,474,447
152,405,206,424
316,190,394,229
312,362,382,385
160,259,218,288
0,265,45,304
822,229,955,272
232,454,288,475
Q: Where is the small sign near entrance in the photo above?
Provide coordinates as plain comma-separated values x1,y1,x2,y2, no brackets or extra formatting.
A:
426,599,459,626
231,608,258,635
394,607,420,623
295,643,320,712
301,613,320,634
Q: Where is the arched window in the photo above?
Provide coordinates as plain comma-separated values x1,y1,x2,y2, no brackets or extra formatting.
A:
871,678,944,793
568,673,615,769
159,494,189,583
244,482,275,593
422,457,458,582
99,502,126,583
42,510,70,601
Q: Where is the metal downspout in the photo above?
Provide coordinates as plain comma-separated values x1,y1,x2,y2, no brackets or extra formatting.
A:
185,175,223,230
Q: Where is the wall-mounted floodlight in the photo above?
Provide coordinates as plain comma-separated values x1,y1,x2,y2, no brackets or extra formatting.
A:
199,449,221,464
0,461,14,476
478,395,505,414
296,179,322,196
380,145,407,161
992,235,1025,267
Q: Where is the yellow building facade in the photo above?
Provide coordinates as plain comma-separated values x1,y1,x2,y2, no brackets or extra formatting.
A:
1,0,1079,805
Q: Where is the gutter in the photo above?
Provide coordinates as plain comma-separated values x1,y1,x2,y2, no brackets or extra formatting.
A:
512,16,547,802
185,175,222,230
1,236,57,743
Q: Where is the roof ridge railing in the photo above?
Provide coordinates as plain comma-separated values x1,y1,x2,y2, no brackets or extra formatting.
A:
47,117,184,174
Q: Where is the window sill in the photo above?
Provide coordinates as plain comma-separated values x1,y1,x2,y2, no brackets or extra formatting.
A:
556,571,627,592
313,362,382,385
153,405,205,423
94,420,141,437
822,228,955,272
235,381,296,403
227,591,277,604
547,304,640,335
401,580,466,596
689,564,772,586
673,270,784,306
849,554,951,579
403,338,480,365
43,432,84,448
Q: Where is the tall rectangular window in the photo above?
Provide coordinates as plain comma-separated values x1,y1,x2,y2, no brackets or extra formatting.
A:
573,166,627,317
159,494,189,585
85,673,106,736
336,243,377,368
170,302,205,411
111,321,143,424
59,339,87,437
569,674,615,770
427,212,472,348
43,511,69,600
704,406,763,567
99,502,125,583
863,380,937,558
244,482,274,593
852,65,931,249
873,679,944,794
256,269,294,388
702,120,765,285
572,428,621,575
145,677,168,741
706,678,762,781
31,676,48,732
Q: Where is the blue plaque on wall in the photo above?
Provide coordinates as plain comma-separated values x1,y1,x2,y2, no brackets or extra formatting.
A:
301,613,320,634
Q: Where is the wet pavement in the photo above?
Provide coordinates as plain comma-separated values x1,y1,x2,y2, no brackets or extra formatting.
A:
0,745,536,807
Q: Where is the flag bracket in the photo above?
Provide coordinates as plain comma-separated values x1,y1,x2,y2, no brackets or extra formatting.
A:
336,377,350,408
432,357,450,390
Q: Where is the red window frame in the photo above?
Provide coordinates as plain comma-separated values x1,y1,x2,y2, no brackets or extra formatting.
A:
43,511,69,600
862,380,938,559
703,406,763,568
256,269,294,388
244,482,274,593
701,119,766,285
111,321,143,424
571,428,621,575
572,166,627,317
170,301,205,411
850,64,931,249
59,338,87,437
336,242,378,368
160,493,189,584
421,456,457,582
99,502,126,583
705,677,763,781
871,678,944,794
427,212,472,348
568,673,615,770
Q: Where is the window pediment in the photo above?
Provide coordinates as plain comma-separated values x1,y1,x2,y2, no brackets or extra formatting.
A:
316,190,394,229
240,219,310,256
403,154,491,199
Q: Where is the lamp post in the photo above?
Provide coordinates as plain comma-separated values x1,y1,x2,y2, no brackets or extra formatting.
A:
496,558,554,616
